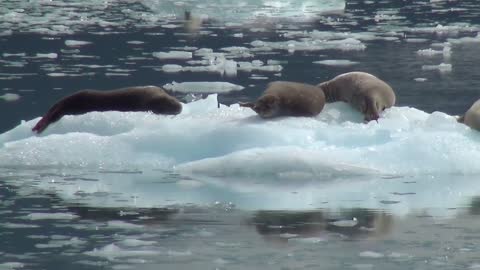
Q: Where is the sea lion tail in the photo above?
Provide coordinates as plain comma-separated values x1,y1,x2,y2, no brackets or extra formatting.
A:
239,102,255,108
457,115,465,123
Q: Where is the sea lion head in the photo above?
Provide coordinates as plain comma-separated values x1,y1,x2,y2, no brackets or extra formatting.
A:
148,95,182,115
354,95,381,122
252,94,281,118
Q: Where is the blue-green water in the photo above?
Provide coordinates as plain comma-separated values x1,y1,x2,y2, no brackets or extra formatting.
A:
1,0,480,269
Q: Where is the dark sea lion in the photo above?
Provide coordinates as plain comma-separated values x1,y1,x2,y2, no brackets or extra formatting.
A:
458,99,480,131
239,81,325,118
317,72,396,121
32,86,182,134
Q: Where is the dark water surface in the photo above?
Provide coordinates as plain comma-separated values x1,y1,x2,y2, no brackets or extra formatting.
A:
1,0,480,269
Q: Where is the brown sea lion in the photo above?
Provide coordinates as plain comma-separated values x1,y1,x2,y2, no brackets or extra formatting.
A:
458,99,480,131
317,72,396,121
239,81,326,118
32,86,182,134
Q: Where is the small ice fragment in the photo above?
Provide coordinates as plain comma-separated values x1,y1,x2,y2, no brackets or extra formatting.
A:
162,64,183,73
65,40,92,47
0,93,20,102
414,78,428,82
152,51,192,60
313,59,358,66
161,24,180,29
422,63,452,72
359,251,384,258
329,217,358,227
36,53,58,59
0,262,24,269
120,239,156,247
26,212,78,220
163,81,244,93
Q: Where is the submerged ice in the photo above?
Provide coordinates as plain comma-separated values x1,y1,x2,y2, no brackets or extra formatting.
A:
1,94,479,177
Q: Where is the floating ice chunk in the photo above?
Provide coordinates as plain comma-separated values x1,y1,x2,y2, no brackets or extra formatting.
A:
288,237,326,244
163,81,244,93
126,40,145,45
417,48,444,56
313,59,359,66
107,221,144,230
0,262,24,269
448,33,480,44
25,212,78,220
417,43,451,58
162,64,183,73
1,222,40,228
237,61,283,72
0,93,20,102
119,239,156,247
161,24,180,29
85,243,159,260
422,63,452,72
47,72,67,77
2,53,26,57
65,40,92,47
414,78,428,82
359,251,384,258
329,218,358,227
153,51,192,60
405,38,429,43
36,53,58,59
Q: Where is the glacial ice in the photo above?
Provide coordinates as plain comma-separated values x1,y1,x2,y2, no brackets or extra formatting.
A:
2,94,480,214
1,94,479,176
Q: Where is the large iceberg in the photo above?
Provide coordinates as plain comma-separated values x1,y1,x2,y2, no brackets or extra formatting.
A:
1,94,479,176
2,94,480,215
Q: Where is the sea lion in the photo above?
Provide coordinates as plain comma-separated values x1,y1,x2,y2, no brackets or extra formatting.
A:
458,99,480,131
32,86,182,134
317,72,396,121
239,81,325,118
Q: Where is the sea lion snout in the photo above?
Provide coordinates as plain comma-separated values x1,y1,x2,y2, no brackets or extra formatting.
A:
365,112,380,122
149,96,182,115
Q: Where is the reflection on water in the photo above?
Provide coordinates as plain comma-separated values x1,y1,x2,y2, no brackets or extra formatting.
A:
3,177,480,269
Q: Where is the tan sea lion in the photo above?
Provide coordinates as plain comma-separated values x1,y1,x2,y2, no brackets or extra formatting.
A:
458,99,480,131
318,72,396,121
32,86,182,134
239,81,326,118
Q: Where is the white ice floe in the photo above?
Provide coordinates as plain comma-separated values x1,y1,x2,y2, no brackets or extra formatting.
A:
0,93,20,102
163,81,244,93
421,63,452,72
25,212,79,220
153,51,193,60
64,40,92,47
417,43,451,58
313,59,359,66
35,53,58,59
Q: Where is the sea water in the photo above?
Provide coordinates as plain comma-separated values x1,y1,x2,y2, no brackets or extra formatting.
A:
1,0,480,269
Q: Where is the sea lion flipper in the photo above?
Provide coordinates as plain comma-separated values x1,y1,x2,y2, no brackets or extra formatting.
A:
457,115,465,123
239,102,255,108
32,116,50,134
